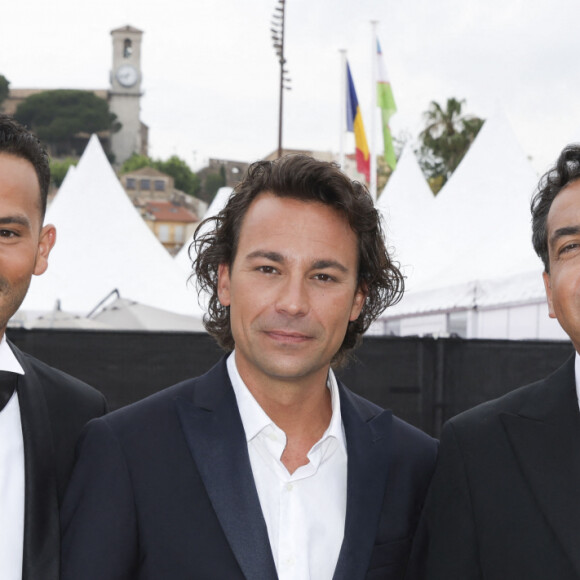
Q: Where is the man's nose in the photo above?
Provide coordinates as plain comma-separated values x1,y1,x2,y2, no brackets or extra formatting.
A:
274,275,309,317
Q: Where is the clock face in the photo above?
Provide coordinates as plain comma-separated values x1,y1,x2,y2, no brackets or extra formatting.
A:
116,64,139,88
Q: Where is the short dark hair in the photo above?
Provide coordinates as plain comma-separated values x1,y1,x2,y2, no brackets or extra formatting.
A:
0,114,50,217
531,144,580,272
194,154,404,366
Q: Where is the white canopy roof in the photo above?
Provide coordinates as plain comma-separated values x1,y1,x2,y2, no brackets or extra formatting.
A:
411,109,541,290
376,146,435,279
20,135,203,318
387,269,547,318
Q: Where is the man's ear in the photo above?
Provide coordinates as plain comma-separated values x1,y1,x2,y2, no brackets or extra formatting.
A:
33,224,56,277
542,271,556,319
349,282,368,322
217,263,231,307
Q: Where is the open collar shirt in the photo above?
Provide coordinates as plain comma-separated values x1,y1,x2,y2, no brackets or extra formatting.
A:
227,352,348,580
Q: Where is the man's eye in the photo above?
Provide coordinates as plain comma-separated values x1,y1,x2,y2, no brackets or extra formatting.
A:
0,230,17,238
257,265,277,274
313,273,335,282
561,243,580,254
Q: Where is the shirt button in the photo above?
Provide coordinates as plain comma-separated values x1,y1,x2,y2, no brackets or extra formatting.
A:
286,483,294,491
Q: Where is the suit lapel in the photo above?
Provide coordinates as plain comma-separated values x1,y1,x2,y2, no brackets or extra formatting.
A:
500,356,580,576
333,383,392,580
12,344,60,580
175,359,277,580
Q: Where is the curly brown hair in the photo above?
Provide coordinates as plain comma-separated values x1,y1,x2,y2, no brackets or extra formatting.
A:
193,154,404,366
531,145,580,273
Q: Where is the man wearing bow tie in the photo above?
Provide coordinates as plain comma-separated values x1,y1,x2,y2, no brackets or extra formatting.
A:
0,114,106,580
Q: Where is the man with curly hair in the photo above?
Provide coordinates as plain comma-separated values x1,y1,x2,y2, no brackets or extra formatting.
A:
61,155,437,580
419,145,580,579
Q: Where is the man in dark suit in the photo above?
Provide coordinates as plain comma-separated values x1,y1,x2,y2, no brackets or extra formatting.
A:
420,144,580,579
61,154,437,580
0,114,107,580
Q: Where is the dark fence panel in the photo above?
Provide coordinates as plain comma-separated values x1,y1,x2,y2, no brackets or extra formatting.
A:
9,330,223,410
336,337,438,431
7,329,575,437
439,338,574,435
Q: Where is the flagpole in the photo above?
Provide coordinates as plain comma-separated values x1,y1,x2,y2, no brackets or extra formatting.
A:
339,49,347,171
370,20,378,201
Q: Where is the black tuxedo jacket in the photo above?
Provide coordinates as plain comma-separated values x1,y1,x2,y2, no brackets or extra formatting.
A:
9,341,107,580
61,357,437,580
420,355,580,579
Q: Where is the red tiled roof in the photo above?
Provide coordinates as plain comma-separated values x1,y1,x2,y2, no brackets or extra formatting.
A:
144,201,198,223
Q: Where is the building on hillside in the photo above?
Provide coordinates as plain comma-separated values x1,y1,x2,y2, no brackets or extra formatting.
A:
142,201,200,255
119,166,207,217
196,158,250,203
2,25,147,165
119,165,206,253
200,158,250,187
121,166,175,202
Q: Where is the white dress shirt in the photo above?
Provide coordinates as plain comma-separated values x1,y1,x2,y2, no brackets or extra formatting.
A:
227,352,347,580
0,335,25,580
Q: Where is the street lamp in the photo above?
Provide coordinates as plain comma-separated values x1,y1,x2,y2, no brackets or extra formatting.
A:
271,0,291,159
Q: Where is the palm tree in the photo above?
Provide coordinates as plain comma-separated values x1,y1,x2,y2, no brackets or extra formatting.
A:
418,98,484,190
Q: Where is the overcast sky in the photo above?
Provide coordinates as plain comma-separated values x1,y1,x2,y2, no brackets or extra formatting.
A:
2,0,579,173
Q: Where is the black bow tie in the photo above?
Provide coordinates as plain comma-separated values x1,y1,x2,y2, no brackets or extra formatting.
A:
0,371,18,413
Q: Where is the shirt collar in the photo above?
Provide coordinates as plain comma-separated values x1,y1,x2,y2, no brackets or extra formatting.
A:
0,336,24,375
227,351,345,452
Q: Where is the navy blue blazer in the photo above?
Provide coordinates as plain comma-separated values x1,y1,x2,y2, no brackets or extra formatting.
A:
61,357,436,580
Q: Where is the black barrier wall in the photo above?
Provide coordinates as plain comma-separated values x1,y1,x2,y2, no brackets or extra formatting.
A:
7,329,574,437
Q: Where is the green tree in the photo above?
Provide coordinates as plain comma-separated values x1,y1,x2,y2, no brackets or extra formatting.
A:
50,157,78,187
156,155,200,196
417,98,484,192
0,75,9,109
14,90,120,151
120,154,152,173
120,153,200,197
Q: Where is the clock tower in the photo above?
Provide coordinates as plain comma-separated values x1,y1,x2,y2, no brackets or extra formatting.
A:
109,25,144,165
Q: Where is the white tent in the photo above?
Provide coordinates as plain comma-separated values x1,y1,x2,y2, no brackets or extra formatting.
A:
91,296,205,332
376,110,568,340
377,268,567,340
20,135,203,319
407,109,540,291
376,146,435,279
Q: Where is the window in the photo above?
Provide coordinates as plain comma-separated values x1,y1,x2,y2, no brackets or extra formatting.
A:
154,180,165,192
174,225,185,243
126,178,136,190
140,179,150,191
123,39,133,58
158,225,170,242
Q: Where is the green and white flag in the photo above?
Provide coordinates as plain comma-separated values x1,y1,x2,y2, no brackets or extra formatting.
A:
376,39,397,171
